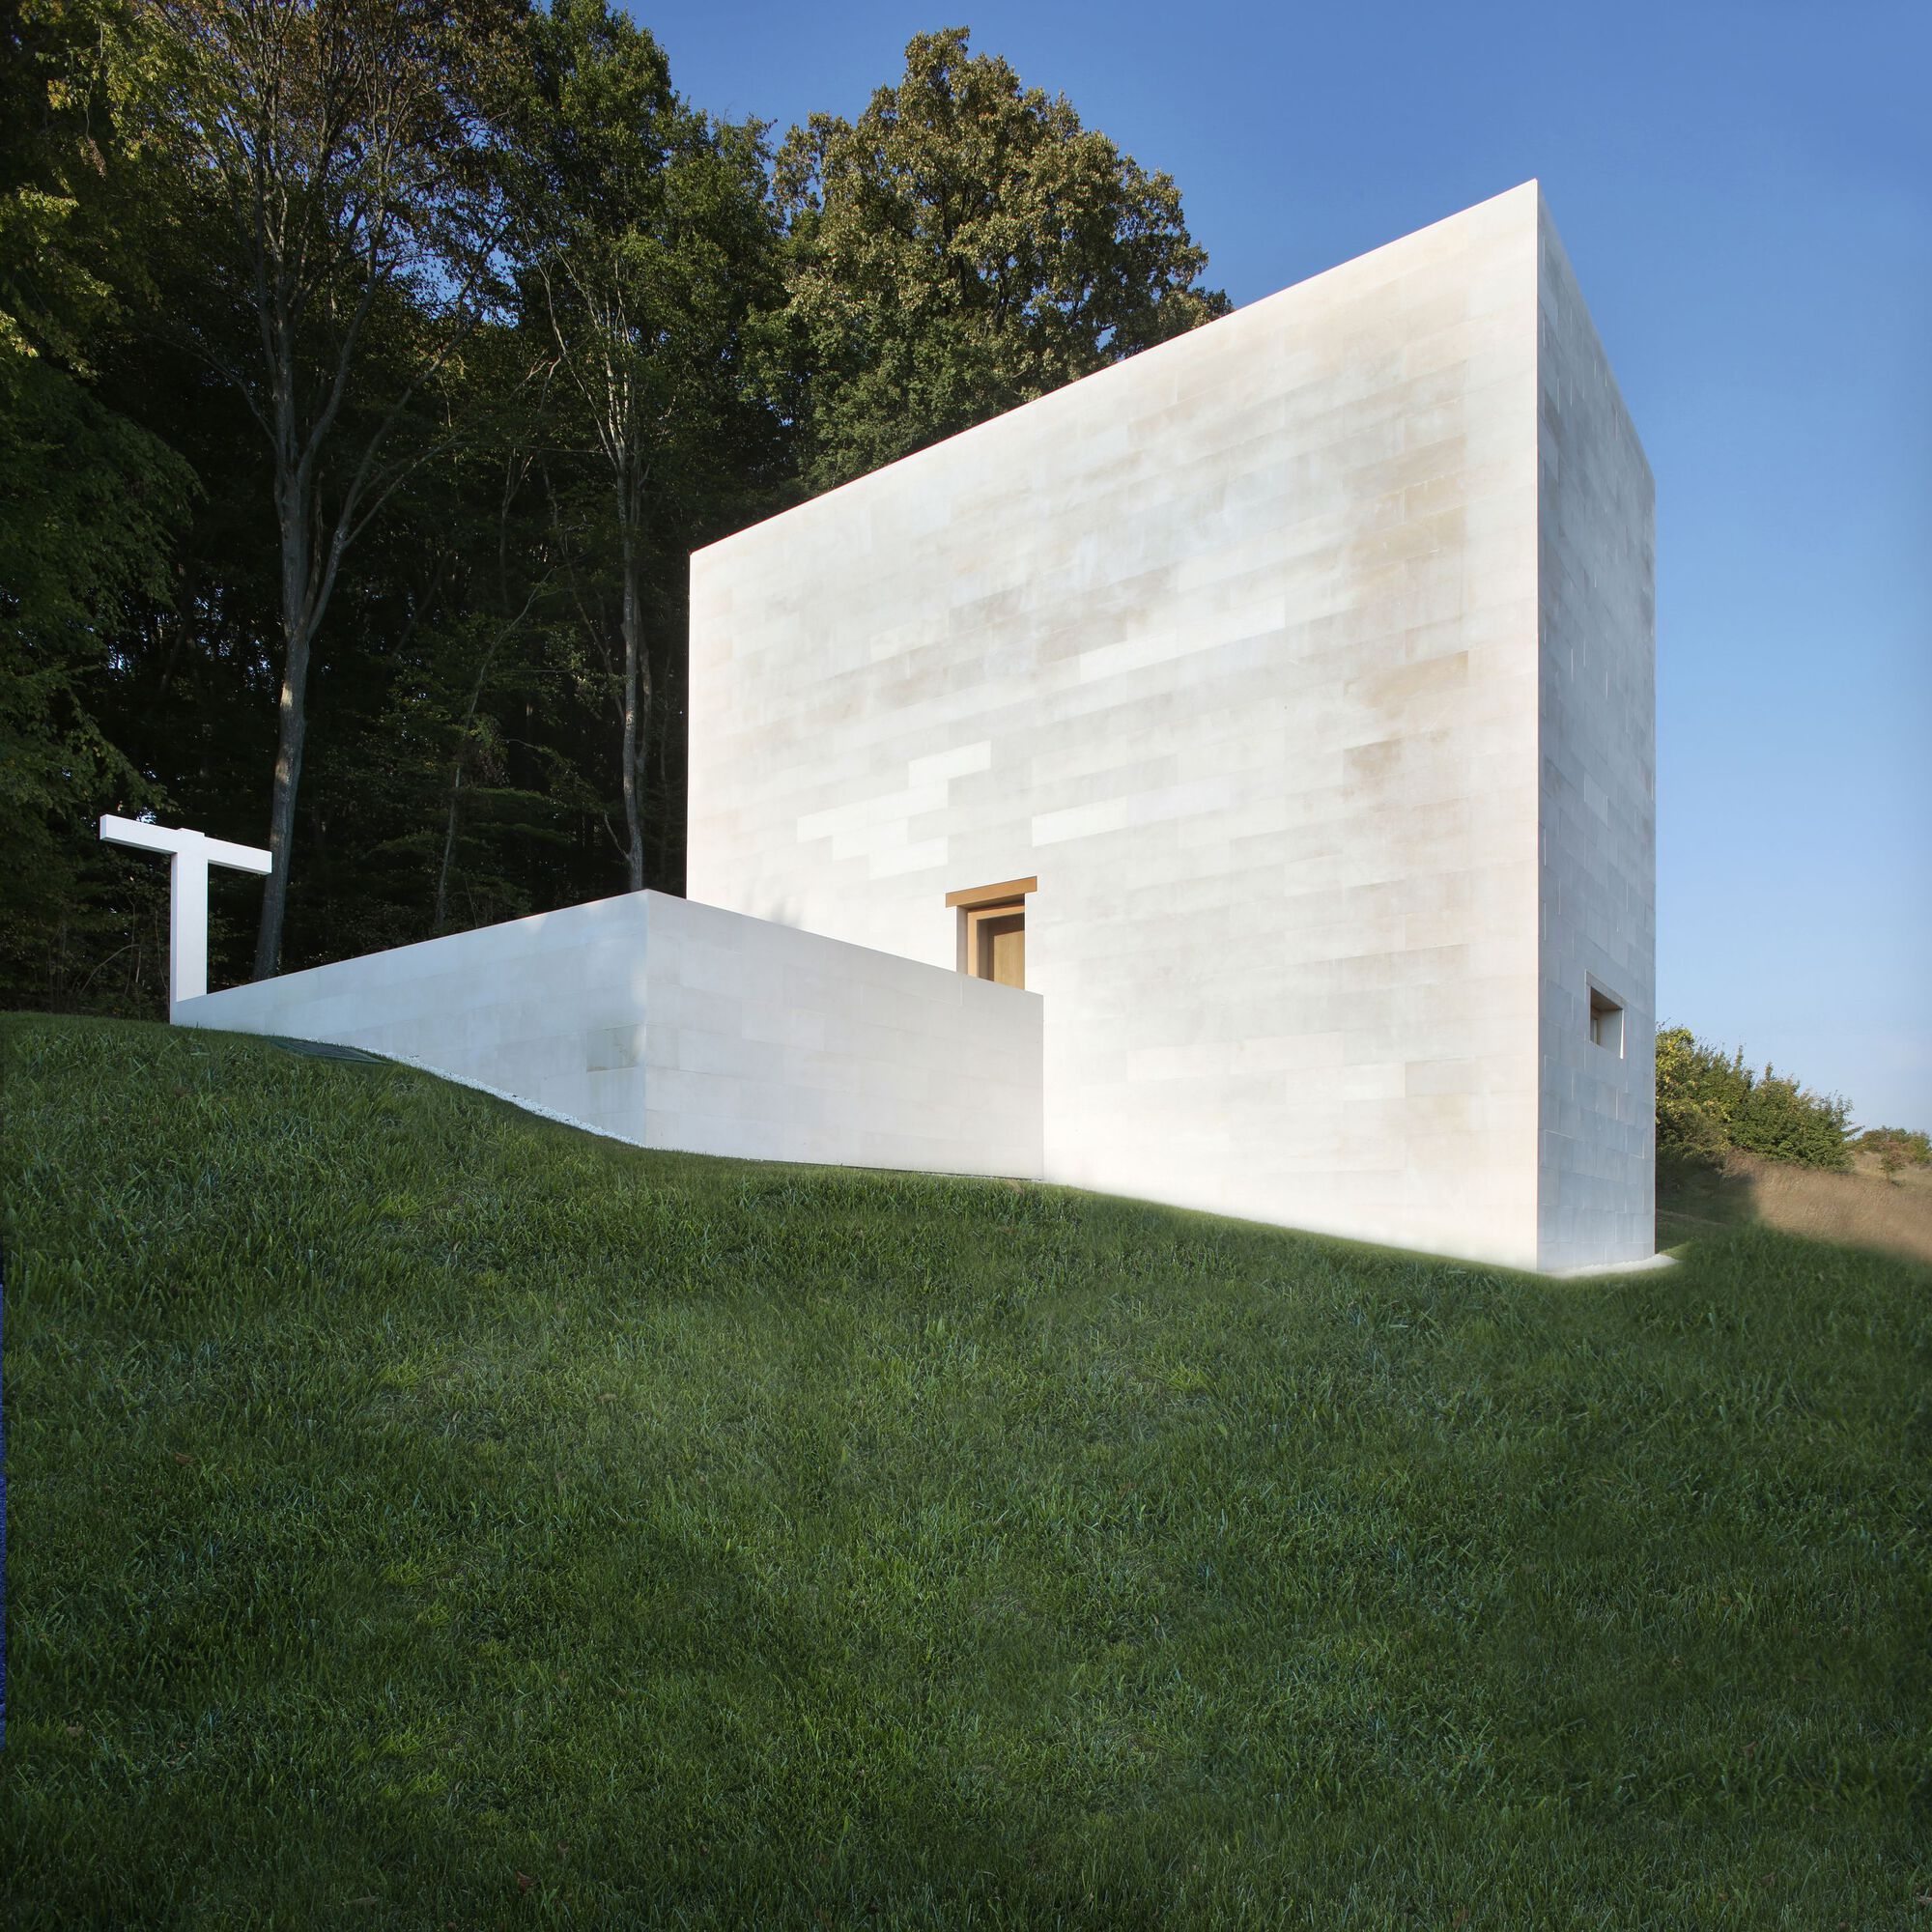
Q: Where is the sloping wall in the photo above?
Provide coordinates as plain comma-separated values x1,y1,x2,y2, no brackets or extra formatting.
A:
176,894,1042,1180
179,894,656,1141
690,185,1578,1267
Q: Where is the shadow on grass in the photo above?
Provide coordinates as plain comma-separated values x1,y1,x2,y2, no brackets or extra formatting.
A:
1656,1158,1758,1249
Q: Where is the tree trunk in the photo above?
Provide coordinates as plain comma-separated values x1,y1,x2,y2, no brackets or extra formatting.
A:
433,766,463,935
253,505,315,979
617,519,650,893
435,663,487,935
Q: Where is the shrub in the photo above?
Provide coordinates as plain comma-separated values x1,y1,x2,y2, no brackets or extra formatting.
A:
1854,1126,1932,1177
1655,1025,1850,1172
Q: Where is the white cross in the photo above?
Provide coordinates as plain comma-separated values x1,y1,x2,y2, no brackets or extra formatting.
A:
99,815,273,1018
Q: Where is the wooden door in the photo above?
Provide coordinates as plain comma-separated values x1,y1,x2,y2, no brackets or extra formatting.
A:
977,910,1025,988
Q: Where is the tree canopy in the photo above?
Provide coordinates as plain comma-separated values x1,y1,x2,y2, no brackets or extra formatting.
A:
776,27,1229,490
1655,1026,1854,1172
2,0,192,995
0,7,1231,1011
514,0,781,889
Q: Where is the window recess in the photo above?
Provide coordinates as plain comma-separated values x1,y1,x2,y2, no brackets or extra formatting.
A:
947,876,1037,990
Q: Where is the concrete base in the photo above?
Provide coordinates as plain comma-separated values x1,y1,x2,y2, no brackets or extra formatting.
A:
1550,1251,1679,1279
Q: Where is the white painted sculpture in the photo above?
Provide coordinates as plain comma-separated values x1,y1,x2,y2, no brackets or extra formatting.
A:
98,816,272,1019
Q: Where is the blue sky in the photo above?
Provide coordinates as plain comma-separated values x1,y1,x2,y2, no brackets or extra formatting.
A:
636,0,1932,1128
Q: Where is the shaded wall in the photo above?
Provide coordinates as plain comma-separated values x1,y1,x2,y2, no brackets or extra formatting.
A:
1535,205,1659,1268
178,893,1042,1180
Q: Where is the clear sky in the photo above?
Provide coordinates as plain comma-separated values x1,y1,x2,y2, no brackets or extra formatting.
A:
634,0,1932,1129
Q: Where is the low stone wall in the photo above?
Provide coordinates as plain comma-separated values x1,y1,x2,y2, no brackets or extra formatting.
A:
177,892,1042,1180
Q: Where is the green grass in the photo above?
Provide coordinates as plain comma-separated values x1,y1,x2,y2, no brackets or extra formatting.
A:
1,1013,1926,1928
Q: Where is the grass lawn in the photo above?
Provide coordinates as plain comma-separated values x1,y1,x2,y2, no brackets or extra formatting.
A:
1,1013,1925,1927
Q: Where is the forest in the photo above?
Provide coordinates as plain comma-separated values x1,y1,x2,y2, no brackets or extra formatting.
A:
2,0,1228,1011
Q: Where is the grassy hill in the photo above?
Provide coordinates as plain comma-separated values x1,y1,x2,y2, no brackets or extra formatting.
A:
1,1014,1925,1927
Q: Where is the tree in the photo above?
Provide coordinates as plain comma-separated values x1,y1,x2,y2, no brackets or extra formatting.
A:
143,0,517,976
512,0,781,889
1853,1126,1931,1179
776,26,1229,492
320,333,570,949
1,0,193,1005
1655,1026,1852,1173
3,12,1233,1010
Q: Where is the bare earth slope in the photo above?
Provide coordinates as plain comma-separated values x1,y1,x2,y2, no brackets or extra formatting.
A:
1661,1151,1932,1266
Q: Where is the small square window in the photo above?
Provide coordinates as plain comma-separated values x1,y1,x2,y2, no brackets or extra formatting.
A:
1589,986,1624,1057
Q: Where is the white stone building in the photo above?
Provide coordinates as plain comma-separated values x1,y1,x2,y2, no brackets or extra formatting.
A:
168,182,1655,1273
687,181,1654,1272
